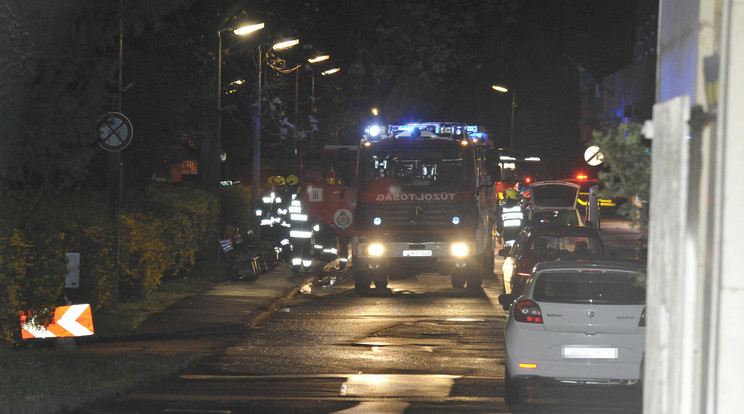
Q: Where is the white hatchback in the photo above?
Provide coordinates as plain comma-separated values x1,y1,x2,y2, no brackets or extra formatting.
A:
500,260,646,404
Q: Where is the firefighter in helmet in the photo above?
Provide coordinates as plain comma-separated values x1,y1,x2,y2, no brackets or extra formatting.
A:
497,188,524,246
286,174,300,200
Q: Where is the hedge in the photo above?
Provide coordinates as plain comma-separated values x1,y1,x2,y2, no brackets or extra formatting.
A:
0,183,221,346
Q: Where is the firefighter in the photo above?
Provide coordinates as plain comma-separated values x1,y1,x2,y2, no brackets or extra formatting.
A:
288,197,313,273
497,188,524,246
286,174,300,200
258,175,289,249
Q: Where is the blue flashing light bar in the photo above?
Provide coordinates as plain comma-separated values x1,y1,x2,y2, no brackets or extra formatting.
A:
362,122,489,145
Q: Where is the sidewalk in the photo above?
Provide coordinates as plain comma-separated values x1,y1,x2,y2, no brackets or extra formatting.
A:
597,217,643,259
80,261,326,353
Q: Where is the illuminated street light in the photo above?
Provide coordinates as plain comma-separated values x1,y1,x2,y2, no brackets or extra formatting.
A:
217,22,264,188
273,39,299,50
233,22,264,35
491,84,517,150
372,108,379,116
322,67,340,76
308,54,330,63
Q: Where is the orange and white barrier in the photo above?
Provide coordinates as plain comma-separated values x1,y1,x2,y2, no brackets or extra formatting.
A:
20,304,94,339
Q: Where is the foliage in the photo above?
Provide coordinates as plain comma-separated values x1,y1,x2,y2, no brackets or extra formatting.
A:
0,0,197,193
0,191,70,346
220,185,254,236
590,122,651,239
118,184,218,298
0,185,218,346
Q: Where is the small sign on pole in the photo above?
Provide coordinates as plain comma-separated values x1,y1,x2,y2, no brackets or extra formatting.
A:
96,112,133,152
65,252,80,288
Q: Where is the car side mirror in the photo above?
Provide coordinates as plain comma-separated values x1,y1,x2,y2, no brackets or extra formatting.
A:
498,247,511,257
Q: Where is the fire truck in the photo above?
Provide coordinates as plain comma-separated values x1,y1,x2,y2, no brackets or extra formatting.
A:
299,122,500,293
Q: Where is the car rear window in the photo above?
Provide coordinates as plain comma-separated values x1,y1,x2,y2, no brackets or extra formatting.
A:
533,271,646,305
531,185,576,207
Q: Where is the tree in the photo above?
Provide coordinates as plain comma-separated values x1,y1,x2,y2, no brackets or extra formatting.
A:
590,122,651,242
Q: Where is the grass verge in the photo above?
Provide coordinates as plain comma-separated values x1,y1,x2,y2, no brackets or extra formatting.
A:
0,349,185,403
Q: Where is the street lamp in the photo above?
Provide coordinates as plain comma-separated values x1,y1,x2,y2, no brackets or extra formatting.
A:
491,84,517,150
252,38,300,237
216,22,264,188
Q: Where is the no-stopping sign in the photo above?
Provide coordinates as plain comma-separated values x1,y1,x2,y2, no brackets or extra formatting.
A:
97,112,133,151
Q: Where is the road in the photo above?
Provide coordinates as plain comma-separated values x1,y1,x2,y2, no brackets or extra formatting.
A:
83,257,642,413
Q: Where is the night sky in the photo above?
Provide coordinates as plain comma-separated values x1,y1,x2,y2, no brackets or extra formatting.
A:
274,0,642,178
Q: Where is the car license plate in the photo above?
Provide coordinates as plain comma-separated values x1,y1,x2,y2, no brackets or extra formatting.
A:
403,250,432,257
562,346,618,359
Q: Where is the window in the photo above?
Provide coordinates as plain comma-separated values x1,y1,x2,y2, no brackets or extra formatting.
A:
534,271,645,304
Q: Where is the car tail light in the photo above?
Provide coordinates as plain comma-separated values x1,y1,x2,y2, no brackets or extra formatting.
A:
513,299,543,323
516,272,531,278
639,307,646,327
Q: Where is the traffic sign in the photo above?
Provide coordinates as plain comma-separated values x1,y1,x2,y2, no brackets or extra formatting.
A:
97,112,133,151
20,304,94,339
584,145,604,166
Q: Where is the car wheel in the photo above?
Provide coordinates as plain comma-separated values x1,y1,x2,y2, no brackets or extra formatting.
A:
504,367,526,405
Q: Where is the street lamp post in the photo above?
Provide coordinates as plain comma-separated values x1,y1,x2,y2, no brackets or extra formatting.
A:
492,84,517,150
251,39,300,237
252,44,263,238
216,22,264,189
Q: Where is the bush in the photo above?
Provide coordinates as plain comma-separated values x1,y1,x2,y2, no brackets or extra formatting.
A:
0,185,219,345
590,122,651,240
219,184,254,236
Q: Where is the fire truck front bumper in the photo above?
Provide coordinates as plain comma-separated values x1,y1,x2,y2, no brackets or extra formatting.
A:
356,240,478,274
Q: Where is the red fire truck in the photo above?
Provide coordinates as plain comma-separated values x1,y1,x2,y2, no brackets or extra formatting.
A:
299,122,500,293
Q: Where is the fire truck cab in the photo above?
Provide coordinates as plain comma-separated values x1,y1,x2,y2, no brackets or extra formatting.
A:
300,122,499,294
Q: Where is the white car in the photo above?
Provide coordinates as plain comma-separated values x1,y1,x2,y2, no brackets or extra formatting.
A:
500,259,646,404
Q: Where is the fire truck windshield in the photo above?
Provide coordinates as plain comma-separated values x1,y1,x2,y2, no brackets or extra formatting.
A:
360,143,474,192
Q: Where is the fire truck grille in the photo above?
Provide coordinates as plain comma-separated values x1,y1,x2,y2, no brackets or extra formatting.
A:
358,202,476,231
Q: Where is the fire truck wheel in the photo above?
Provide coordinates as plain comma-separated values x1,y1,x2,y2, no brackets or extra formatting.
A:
451,272,466,288
354,271,371,294
467,275,483,290
373,272,389,289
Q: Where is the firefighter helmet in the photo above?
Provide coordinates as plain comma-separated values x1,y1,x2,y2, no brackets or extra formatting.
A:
286,174,299,186
268,175,286,186
505,188,519,200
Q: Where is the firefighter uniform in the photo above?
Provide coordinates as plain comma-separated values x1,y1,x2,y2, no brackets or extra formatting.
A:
497,188,524,246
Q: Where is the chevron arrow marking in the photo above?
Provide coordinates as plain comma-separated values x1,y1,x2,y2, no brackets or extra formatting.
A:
21,304,94,339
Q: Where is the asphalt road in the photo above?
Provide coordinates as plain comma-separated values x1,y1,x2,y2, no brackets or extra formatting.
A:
83,263,642,413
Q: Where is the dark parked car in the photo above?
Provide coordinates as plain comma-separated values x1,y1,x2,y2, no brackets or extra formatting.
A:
499,224,608,297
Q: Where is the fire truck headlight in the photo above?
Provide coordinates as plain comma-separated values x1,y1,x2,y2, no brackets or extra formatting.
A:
373,217,382,226
451,243,469,257
368,244,384,256
451,216,460,225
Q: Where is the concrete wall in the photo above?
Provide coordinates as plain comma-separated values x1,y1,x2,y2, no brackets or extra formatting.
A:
649,0,743,412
